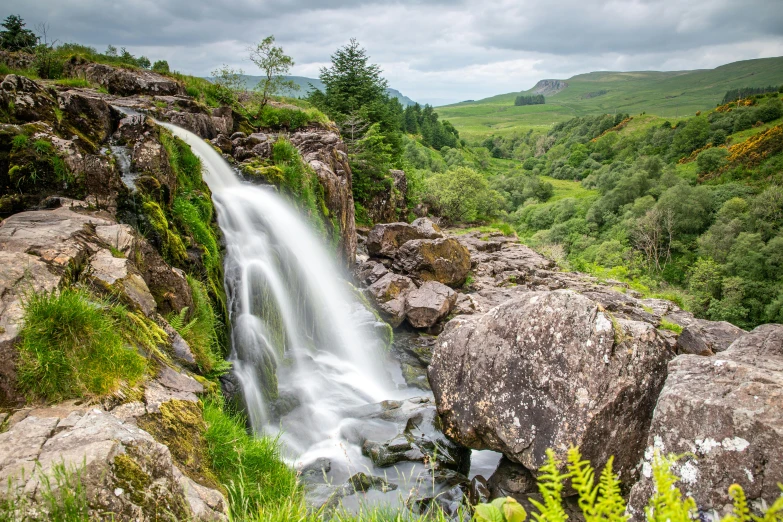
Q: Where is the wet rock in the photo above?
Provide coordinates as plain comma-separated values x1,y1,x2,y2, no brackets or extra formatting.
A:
366,273,417,327
211,134,233,154
169,111,218,140
66,62,184,96
405,281,457,328
299,458,331,483
675,318,746,355
429,290,674,485
393,237,471,287
354,259,389,286
367,218,443,258
351,397,470,474
486,457,537,501
468,475,491,506
627,324,783,519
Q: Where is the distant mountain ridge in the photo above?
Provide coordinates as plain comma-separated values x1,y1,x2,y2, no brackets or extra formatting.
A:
231,75,417,107
437,56,783,139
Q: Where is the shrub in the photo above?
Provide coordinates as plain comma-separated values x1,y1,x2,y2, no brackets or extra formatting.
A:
697,147,729,173
424,166,505,224
16,288,147,401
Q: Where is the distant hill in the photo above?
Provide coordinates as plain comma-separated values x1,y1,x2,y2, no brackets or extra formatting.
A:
437,56,783,140
233,75,417,107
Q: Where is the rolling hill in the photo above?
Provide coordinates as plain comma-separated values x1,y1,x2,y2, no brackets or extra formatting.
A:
437,57,783,140
234,75,417,107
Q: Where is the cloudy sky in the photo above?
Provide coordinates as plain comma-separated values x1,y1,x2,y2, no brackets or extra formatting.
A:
6,0,783,105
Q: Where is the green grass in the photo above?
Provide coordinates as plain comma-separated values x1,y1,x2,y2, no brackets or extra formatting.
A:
1,461,90,521
439,57,783,140
16,288,148,402
203,399,299,521
53,78,92,89
659,319,684,334
541,175,598,201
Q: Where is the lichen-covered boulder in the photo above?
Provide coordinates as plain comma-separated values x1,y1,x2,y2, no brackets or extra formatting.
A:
627,324,783,519
428,290,674,485
393,237,471,287
0,74,57,123
66,62,184,96
405,280,457,328
366,273,417,327
366,218,443,258
58,90,120,148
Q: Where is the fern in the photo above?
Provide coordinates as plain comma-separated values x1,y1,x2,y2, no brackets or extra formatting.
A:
566,447,627,522
721,483,783,522
755,484,783,522
645,452,697,522
529,449,569,522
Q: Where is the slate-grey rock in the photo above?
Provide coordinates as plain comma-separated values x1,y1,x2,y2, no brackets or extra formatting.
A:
429,290,674,485
405,280,457,328
393,237,471,287
627,324,783,520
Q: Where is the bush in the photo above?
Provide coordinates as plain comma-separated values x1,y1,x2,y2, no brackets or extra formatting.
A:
697,147,729,174
16,288,147,401
424,166,505,223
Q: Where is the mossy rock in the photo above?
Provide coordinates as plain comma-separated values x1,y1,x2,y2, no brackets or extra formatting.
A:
137,399,219,490
240,162,284,186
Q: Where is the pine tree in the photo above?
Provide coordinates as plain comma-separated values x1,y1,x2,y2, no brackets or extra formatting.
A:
0,15,38,52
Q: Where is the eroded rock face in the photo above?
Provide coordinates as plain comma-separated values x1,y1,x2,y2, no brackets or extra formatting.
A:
58,90,120,147
366,218,443,258
675,318,745,355
429,290,674,485
627,324,783,519
393,237,471,287
405,281,457,328
0,74,57,123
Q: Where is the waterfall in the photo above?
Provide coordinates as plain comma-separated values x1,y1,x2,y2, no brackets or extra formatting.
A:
158,123,403,462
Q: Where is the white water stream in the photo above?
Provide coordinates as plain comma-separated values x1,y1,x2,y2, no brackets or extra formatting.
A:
158,123,429,490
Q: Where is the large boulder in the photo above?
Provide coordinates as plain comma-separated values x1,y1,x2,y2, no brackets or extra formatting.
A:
405,281,457,328
366,218,443,258
628,324,783,519
675,318,746,355
66,62,184,96
366,273,417,327
58,90,120,148
393,237,471,287
0,74,57,123
428,290,674,485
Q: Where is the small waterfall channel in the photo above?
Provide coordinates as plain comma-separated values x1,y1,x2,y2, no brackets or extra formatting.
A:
158,122,441,509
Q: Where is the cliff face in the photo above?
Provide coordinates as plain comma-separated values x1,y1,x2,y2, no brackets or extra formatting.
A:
530,79,567,96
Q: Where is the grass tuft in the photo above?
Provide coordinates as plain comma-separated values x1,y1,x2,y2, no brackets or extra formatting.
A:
17,288,148,402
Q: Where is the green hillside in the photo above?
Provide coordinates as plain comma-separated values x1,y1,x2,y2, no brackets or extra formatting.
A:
438,57,783,140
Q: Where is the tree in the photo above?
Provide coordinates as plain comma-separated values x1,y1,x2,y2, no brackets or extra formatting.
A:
105,44,117,57
209,65,245,105
424,166,504,223
315,38,388,119
249,35,297,114
696,147,728,174
0,15,38,51
137,56,151,69
633,207,675,272
152,60,170,74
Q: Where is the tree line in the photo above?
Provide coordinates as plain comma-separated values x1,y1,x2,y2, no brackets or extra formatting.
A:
514,94,545,106
721,85,783,104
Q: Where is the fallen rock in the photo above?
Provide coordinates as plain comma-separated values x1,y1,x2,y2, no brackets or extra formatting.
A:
367,218,443,258
429,290,674,485
366,273,417,327
393,237,471,287
627,324,783,519
405,281,457,328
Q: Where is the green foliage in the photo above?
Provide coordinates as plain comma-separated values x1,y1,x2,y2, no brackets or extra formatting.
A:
0,15,38,51
168,276,226,375
208,64,245,106
16,288,147,402
697,147,729,173
645,453,697,522
203,398,299,520
0,461,90,521
253,104,328,130
528,449,568,522
515,95,545,106
722,86,781,104
475,497,528,522
658,319,684,334
424,166,504,224
151,59,170,74
567,448,628,522
249,35,298,112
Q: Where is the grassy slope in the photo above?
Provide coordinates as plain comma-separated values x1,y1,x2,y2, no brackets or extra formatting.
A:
438,57,783,140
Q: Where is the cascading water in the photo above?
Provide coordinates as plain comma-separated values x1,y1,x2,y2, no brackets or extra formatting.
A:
158,123,431,504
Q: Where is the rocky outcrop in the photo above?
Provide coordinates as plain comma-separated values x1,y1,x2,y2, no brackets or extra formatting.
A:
0,378,228,521
0,205,194,405
366,273,417,327
367,218,443,258
393,237,471,287
674,317,745,355
65,62,184,96
531,79,567,96
0,74,58,123
628,324,782,519
428,290,674,486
